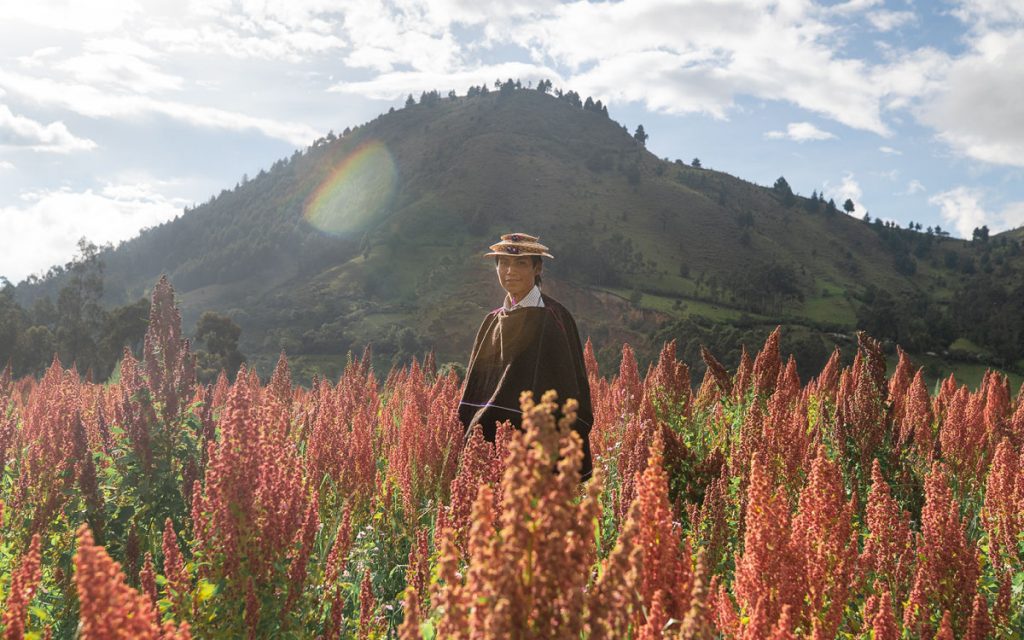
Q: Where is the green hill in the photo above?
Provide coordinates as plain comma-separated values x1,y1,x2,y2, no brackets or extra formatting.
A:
14,85,1024,385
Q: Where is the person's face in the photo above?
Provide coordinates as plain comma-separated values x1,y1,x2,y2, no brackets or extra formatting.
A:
495,255,541,301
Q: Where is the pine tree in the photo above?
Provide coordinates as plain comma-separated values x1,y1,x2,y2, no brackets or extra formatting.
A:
633,124,648,146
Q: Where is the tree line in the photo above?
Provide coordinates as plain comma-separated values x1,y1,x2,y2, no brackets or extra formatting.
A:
1,241,245,382
404,77,613,121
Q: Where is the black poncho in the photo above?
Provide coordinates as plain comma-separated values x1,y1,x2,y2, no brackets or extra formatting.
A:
458,293,593,479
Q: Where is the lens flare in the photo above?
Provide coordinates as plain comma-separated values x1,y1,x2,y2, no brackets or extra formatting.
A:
304,140,398,236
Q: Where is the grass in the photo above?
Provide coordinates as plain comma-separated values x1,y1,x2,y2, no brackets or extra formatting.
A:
602,286,763,323
801,282,857,327
948,337,992,357
892,352,1024,391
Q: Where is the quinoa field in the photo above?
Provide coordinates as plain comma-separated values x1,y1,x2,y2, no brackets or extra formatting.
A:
0,278,1022,639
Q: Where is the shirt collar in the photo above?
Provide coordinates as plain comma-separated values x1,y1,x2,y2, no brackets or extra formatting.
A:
503,285,544,311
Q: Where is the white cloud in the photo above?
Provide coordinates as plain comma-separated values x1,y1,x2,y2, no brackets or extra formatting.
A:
0,160,14,170
189,0,346,32
918,29,1024,168
901,179,925,195
867,10,916,31
824,172,866,215
1000,201,1024,230
145,23,346,62
0,182,187,282
765,121,836,142
0,70,318,146
0,0,141,33
502,0,894,134
929,187,989,237
951,0,1024,28
870,47,950,111
331,61,562,100
879,145,901,154
907,3,1024,167
139,0,348,62
56,51,184,94
928,186,1024,237
554,49,738,119
3,0,347,59
337,0,460,74
0,104,96,153
82,37,160,59
17,47,63,69
410,0,551,28
829,0,884,15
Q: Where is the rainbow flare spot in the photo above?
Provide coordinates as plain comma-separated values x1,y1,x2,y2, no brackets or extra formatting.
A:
304,140,398,236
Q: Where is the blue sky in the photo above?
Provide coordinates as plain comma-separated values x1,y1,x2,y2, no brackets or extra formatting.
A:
1,0,1022,283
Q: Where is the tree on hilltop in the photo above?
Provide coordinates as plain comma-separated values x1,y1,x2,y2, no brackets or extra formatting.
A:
419,90,441,105
633,124,648,147
804,190,820,213
582,97,608,117
773,176,796,206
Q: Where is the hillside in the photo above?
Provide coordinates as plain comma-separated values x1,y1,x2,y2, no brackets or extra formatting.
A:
15,84,1024,383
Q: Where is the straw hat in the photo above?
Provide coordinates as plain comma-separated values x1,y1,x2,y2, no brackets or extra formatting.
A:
484,232,554,259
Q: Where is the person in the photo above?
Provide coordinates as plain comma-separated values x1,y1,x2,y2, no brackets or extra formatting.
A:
458,232,594,479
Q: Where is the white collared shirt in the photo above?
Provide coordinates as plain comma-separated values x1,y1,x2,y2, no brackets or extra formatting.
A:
503,285,545,311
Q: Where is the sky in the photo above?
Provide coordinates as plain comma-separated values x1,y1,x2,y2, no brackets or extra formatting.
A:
1,0,1022,283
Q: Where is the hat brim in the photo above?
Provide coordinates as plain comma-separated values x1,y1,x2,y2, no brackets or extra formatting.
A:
484,251,554,259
